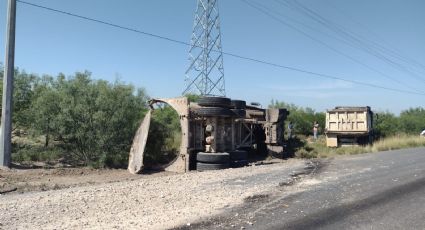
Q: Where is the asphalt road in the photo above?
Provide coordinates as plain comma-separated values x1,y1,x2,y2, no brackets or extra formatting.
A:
182,147,425,230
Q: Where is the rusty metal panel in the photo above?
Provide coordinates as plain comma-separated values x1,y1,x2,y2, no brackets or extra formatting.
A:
128,110,152,174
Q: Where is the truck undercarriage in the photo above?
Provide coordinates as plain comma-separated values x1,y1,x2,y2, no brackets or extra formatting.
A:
128,96,288,174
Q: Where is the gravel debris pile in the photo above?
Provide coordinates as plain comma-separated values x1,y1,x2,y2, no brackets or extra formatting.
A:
0,159,305,229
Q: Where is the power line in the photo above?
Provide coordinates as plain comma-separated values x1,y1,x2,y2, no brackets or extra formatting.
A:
242,0,425,93
16,0,425,96
280,0,425,83
16,0,191,47
222,52,425,96
325,0,425,75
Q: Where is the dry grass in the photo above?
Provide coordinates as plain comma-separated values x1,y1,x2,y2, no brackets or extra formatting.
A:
371,135,425,152
295,135,425,158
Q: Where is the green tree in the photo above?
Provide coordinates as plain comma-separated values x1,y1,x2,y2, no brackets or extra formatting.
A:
269,100,325,136
144,105,181,165
92,79,148,167
51,72,148,167
374,112,400,137
30,75,60,147
184,93,201,102
0,69,37,130
399,107,425,135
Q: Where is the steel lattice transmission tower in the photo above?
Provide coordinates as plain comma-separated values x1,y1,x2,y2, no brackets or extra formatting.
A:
183,0,225,96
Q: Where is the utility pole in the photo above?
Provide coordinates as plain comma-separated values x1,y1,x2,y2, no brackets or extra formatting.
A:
1,0,16,168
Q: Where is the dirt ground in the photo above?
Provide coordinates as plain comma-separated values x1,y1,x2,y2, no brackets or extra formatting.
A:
0,163,175,195
0,158,308,230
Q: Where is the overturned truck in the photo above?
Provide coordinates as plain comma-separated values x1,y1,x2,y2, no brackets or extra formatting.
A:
128,96,288,174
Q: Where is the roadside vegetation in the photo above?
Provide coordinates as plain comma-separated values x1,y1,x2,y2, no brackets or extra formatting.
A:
144,106,181,166
270,99,425,158
289,135,425,159
1,68,148,168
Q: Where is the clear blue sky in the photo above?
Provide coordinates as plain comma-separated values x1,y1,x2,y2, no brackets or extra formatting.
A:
1,0,424,114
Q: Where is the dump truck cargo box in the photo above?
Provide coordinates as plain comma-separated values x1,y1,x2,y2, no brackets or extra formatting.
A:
325,106,373,147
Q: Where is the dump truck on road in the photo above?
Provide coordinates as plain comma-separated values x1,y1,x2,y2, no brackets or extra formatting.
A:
325,106,373,147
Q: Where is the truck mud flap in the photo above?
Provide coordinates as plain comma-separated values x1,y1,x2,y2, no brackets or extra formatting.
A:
128,110,152,174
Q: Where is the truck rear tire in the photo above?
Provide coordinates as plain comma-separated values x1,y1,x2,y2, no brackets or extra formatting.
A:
228,150,248,161
231,160,248,168
230,100,246,109
196,162,230,171
196,152,230,164
193,107,235,117
231,109,246,118
198,97,231,108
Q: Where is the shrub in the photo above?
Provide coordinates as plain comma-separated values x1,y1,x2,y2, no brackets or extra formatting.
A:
12,147,62,163
51,73,148,167
293,135,425,159
144,106,181,166
399,108,425,135
269,100,325,137
8,71,149,168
